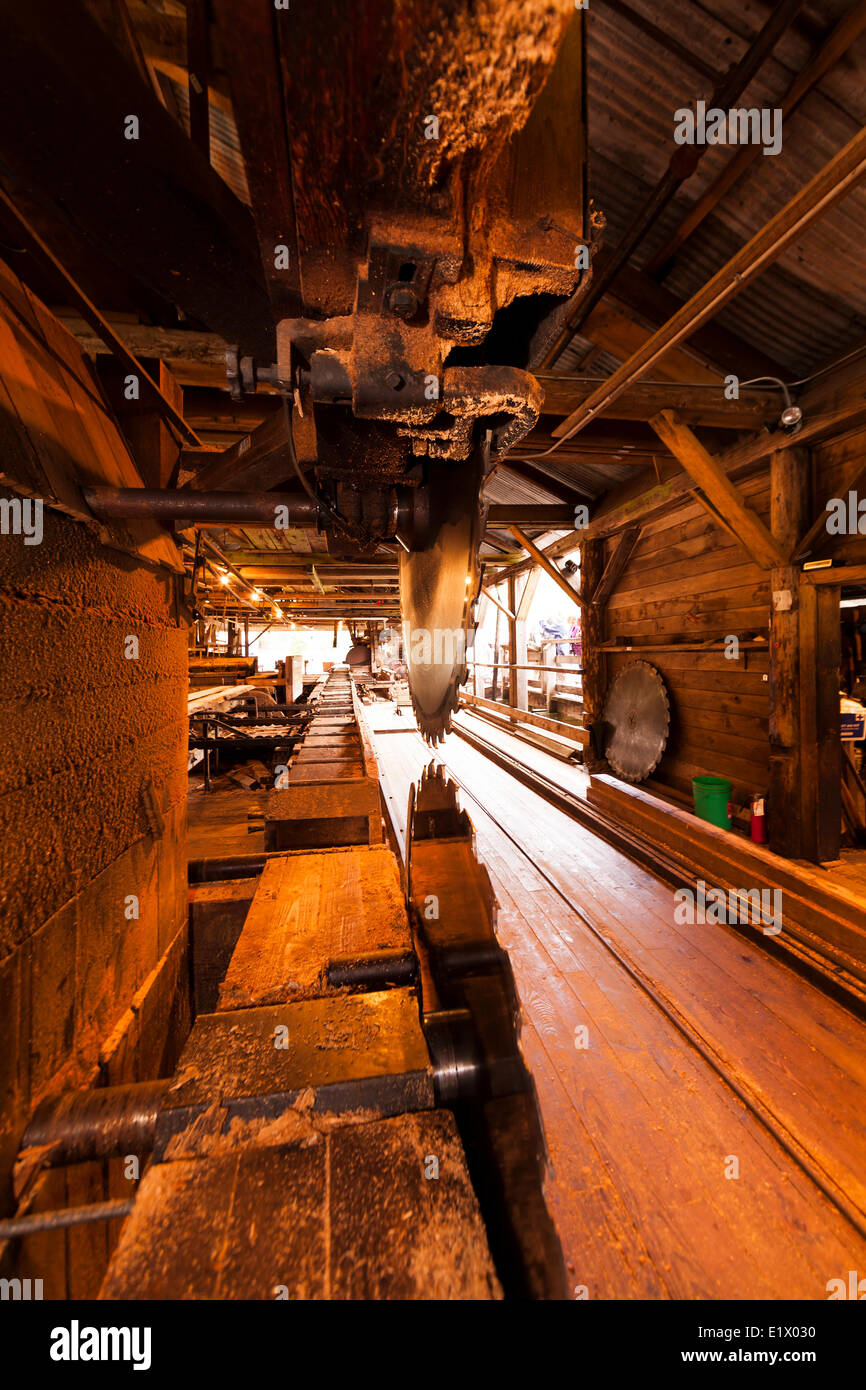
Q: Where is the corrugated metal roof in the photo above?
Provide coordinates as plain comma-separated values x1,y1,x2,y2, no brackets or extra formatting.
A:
580,0,866,376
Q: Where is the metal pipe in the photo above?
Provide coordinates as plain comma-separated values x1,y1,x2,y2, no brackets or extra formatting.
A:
188,853,278,882
238,567,398,582
22,1080,171,1167
486,504,576,526
84,487,319,526
0,1200,134,1240
467,660,583,674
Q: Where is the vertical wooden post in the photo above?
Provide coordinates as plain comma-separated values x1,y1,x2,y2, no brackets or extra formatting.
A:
507,575,518,708
769,447,840,862
768,447,807,857
515,569,539,712
799,583,842,861
580,538,606,769
490,602,501,701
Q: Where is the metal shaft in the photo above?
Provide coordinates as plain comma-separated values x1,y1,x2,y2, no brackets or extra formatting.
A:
22,1079,171,1167
84,487,319,526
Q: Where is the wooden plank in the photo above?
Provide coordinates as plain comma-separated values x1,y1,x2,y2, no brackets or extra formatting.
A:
100,1112,501,1300
218,845,410,1008
768,448,808,856
265,779,383,848
539,375,779,429
288,761,365,782
189,877,257,1015
587,775,866,963
372,725,866,1294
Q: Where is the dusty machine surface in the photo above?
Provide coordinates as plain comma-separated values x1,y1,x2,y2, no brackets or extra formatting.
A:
0,0,588,744
215,0,589,740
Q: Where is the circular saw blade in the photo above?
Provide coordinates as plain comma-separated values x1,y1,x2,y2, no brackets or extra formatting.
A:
400,442,487,745
602,660,671,783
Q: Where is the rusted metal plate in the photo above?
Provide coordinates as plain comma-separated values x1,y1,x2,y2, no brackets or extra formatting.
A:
156,989,434,1153
100,1111,502,1300
219,845,410,1006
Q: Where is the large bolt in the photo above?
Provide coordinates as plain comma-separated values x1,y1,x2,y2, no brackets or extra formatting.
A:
386,284,418,319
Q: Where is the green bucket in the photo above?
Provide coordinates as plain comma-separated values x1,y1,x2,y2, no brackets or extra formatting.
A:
692,775,732,830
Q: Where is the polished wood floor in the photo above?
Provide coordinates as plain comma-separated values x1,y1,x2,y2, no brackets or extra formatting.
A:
367,704,866,1300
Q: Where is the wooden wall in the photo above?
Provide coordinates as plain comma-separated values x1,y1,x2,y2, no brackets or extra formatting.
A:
603,473,772,810
600,429,866,820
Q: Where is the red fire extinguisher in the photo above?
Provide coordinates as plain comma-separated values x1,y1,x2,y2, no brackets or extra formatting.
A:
750,794,766,844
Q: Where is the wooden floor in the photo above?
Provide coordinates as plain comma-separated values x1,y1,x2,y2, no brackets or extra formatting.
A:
366,703,866,1300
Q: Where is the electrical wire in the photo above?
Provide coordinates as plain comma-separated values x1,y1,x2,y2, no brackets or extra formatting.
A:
279,389,370,545
519,342,866,467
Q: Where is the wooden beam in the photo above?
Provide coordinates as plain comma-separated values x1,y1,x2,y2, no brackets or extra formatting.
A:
507,575,519,709
649,410,787,570
186,410,292,492
0,0,274,357
795,453,866,562
538,375,779,430
485,531,581,590
507,525,587,611
553,125,866,440
798,581,842,862
591,525,640,608
587,347,866,543
484,587,516,622
516,568,541,621
487,504,577,527
804,564,866,586
603,258,787,380
460,692,589,746
646,0,866,276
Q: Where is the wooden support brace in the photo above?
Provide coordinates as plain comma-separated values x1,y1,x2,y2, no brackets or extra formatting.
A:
592,525,640,608
650,410,787,570
507,525,587,610
794,454,866,562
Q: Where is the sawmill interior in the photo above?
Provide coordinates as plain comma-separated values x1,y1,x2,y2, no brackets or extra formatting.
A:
3,0,866,1337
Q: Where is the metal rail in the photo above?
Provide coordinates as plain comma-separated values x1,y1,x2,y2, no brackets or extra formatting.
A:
426,724,866,1245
